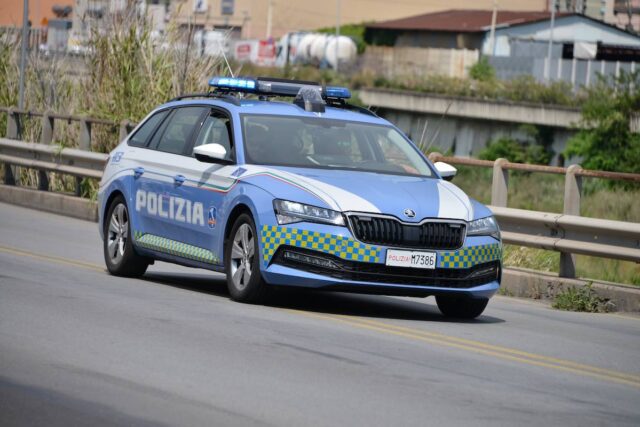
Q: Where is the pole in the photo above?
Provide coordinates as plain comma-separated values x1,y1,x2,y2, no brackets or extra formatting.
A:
545,0,556,81
266,0,273,39
18,0,29,109
335,0,341,72
488,0,498,56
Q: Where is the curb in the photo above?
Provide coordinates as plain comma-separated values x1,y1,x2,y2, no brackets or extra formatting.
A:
0,185,98,222
502,268,640,312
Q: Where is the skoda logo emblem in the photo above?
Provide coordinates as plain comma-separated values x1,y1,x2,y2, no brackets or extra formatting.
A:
404,209,416,218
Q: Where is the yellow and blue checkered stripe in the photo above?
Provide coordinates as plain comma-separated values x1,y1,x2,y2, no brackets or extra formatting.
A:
261,225,379,266
438,244,501,269
134,231,219,264
260,225,500,269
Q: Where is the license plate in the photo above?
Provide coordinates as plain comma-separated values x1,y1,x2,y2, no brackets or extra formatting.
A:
385,249,436,269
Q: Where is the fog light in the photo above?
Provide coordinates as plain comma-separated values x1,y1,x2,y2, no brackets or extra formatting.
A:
468,264,498,279
283,251,339,269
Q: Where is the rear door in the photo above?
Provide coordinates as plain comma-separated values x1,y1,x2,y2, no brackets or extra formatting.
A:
129,106,210,261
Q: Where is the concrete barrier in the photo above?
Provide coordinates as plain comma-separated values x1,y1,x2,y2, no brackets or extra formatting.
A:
359,88,583,128
502,268,640,313
0,185,98,222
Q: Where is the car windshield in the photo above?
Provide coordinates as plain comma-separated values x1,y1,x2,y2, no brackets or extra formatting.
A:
241,114,434,177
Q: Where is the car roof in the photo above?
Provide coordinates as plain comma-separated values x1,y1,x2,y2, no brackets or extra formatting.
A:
158,98,390,126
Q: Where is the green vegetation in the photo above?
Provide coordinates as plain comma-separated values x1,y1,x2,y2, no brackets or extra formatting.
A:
0,42,17,134
83,13,223,153
0,12,224,196
479,137,550,165
0,11,223,151
552,284,611,313
565,71,640,180
468,57,495,82
230,64,582,107
372,74,580,107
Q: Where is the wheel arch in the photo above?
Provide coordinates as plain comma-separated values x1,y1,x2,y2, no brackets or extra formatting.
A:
224,203,253,244
102,190,125,235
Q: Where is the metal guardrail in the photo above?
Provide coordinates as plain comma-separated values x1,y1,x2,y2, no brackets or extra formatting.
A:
0,106,639,281
0,106,137,151
0,106,133,195
491,206,640,263
427,152,640,278
0,138,108,195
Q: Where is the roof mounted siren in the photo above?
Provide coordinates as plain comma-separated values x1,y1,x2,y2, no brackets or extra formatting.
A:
294,86,326,113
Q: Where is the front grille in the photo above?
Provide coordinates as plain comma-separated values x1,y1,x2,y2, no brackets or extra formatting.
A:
348,215,465,250
275,247,498,289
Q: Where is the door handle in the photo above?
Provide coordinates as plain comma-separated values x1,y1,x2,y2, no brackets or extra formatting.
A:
174,174,186,185
134,167,144,178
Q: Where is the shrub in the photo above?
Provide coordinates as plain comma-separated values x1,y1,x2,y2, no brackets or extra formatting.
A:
479,137,552,165
552,283,610,312
469,57,495,82
565,71,640,181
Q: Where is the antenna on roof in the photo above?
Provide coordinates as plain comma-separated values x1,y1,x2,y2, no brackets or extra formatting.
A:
417,119,429,151
217,37,235,78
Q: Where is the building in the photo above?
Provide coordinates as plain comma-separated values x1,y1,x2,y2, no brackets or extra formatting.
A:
610,0,640,31
485,12,640,57
364,10,566,50
0,0,74,28
364,9,640,56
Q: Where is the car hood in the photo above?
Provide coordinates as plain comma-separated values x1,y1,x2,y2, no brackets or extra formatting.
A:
243,165,474,222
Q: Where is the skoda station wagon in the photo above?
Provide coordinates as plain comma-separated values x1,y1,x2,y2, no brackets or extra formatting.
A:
98,77,502,319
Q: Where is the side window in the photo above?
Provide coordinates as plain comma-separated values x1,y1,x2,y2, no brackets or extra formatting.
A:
154,107,206,155
128,110,169,147
192,111,234,160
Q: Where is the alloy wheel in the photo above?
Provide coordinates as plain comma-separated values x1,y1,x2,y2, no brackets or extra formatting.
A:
230,223,255,290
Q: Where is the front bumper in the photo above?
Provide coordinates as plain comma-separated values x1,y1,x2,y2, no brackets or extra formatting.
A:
259,224,502,298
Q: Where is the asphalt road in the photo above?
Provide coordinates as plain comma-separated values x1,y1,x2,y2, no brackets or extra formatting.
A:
1,201,639,426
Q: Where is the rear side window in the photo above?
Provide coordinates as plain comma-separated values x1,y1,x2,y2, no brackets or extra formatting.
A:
154,107,207,155
128,110,169,147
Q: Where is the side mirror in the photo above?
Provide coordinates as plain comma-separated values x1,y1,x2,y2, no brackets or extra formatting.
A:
193,143,230,164
434,161,457,181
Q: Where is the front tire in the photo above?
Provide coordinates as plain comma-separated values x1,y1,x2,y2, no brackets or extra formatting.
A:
103,196,149,277
436,295,488,319
225,213,269,303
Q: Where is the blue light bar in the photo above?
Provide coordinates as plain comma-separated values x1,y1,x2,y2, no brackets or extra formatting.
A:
207,76,352,101
324,86,351,99
209,77,258,92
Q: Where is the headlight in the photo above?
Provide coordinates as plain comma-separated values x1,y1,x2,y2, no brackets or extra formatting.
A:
273,199,345,226
467,216,500,240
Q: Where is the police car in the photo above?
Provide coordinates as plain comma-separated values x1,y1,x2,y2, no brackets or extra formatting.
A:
98,77,501,319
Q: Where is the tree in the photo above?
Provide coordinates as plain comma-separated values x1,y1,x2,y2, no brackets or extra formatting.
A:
565,71,640,176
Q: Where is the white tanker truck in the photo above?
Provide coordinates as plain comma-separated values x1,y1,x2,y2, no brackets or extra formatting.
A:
276,32,357,69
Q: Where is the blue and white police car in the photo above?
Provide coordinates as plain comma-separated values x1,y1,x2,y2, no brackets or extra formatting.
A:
98,77,501,319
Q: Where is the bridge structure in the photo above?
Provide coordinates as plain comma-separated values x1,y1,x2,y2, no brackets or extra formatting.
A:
0,105,639,309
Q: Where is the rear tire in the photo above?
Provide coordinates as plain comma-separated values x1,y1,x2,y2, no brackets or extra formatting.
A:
436,295,488,319
103,196,149,277
225,213,269,303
